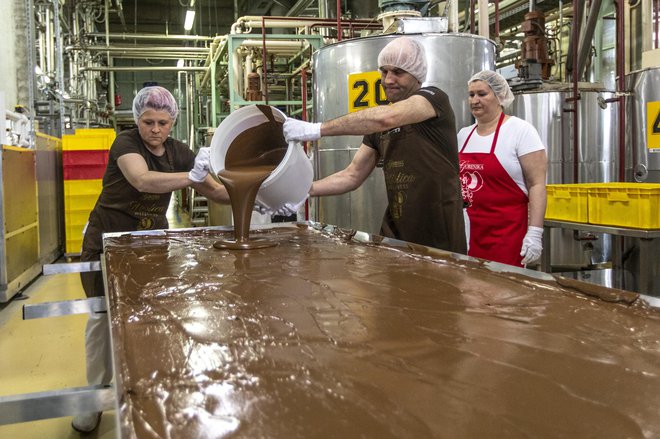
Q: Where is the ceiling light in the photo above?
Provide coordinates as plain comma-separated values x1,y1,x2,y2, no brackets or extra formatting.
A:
177,59,185,68
184,9,195,31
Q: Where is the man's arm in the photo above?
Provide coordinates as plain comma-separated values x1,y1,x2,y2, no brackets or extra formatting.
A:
118,153,193,193
321,95,437,137
310,145,378,196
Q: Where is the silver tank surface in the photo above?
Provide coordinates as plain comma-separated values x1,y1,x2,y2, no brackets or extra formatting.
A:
510,84,619,267
311,33,495,234
626,68,660,183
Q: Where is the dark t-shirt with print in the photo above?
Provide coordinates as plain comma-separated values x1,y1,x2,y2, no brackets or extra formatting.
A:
363,86,466,253
80,128,195,296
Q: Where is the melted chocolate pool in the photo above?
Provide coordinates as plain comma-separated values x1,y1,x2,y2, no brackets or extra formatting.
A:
104,224,660,438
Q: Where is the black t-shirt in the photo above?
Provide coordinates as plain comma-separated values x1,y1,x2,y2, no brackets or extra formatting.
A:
88,128,195,234
362,86,467,253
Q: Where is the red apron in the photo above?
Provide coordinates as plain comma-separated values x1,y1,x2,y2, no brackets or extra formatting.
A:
459,112,528,266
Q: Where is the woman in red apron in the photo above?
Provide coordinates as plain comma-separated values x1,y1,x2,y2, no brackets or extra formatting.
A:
458,71,547,267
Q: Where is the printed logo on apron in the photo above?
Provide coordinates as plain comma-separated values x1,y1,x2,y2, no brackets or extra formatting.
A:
459,161,484,206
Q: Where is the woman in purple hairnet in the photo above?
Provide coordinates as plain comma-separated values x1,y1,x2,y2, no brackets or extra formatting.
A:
72,86,228,433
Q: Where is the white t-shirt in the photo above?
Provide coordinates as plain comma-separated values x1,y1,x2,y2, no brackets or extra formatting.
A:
457,116,545,195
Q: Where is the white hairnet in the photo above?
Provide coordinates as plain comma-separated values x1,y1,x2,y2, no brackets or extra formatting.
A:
468,70,515,107
132,86,179,123
378,37,427,84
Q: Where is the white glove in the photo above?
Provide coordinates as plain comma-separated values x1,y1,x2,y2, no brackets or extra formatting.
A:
283,117,322,142
274,198,307,217
188,147,211,183
253,197,308,217
520,226,543,265
253,202,270,215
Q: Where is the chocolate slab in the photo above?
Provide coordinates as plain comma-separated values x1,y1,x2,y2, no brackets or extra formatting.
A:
104,224,660,438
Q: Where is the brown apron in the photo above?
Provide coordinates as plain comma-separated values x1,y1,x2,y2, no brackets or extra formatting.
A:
378,125,466,253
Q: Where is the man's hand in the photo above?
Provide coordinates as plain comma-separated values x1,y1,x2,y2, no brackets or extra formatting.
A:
283,118,322,142
188,147,211,183
253,198,307,217
520,226,543,265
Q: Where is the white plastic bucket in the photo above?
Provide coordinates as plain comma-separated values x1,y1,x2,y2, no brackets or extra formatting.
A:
209,105,313,211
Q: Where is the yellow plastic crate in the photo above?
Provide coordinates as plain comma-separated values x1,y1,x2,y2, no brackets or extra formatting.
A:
64,179,103,198
62,128,116,151
545,184,591,223
587,183,660,229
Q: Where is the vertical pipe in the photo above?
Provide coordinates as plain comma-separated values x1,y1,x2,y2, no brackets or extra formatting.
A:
52,0,65,136
616,0,626,181
642,0,653,53
558,0,563,80
26,0,37,148
336,0,342,41
571,0,580,183
301,67,309,221
448,0,459,33
261,17,269,104
478,0,489,38
105,0,116,121
470,0,475,34
494,0,500,37
655,0,659,49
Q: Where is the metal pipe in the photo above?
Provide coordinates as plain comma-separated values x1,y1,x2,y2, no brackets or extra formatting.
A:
616,0,626,181
53,0,66,137
470,0,476,33
230,15,381,34
478,0,489,38
448,0,459,32
66,45,209,53
653,0,660,49
84,32,214,41
642,0,653,52
494,0,500,37
105,0,116,120
81,66,208,72
577,0,603,80
336,0,342,41
570,0,580,183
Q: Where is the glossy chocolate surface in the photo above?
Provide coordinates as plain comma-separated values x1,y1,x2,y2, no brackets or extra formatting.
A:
104,224,660,438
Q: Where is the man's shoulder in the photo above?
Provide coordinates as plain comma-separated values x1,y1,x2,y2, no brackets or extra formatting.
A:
414,86,449,103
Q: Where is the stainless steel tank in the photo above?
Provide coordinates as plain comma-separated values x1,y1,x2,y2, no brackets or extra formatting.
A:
311,33,496,234
626,67,660,183
511,84,620,267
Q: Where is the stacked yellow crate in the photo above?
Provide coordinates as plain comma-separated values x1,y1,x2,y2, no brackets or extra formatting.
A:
62,128,115,255
546,183,660,229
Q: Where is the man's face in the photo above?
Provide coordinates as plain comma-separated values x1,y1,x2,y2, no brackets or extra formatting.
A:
137,109,174,149
379,65,420,103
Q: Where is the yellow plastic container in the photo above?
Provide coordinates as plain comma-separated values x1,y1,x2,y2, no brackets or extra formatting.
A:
62,128,116,151
64,179,103,254
587,183,660,229
545,184,591,223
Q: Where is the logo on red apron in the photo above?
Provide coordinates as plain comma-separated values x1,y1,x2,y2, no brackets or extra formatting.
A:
460,160,484,205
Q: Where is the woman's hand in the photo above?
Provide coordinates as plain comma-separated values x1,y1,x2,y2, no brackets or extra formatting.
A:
188,147,211,183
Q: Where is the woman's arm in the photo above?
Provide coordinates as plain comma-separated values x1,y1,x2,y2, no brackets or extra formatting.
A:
118,153,192,193
520,149,547,228
192,176,230,204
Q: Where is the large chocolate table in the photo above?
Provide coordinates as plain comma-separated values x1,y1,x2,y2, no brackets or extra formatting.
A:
102,223,660,438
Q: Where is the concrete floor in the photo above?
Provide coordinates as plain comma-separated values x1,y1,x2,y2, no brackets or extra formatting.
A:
0,197,195,438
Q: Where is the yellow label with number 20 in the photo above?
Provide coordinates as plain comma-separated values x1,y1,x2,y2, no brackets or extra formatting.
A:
347,71,390,113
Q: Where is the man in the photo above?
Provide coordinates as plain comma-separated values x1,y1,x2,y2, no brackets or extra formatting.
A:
284,36,466,253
